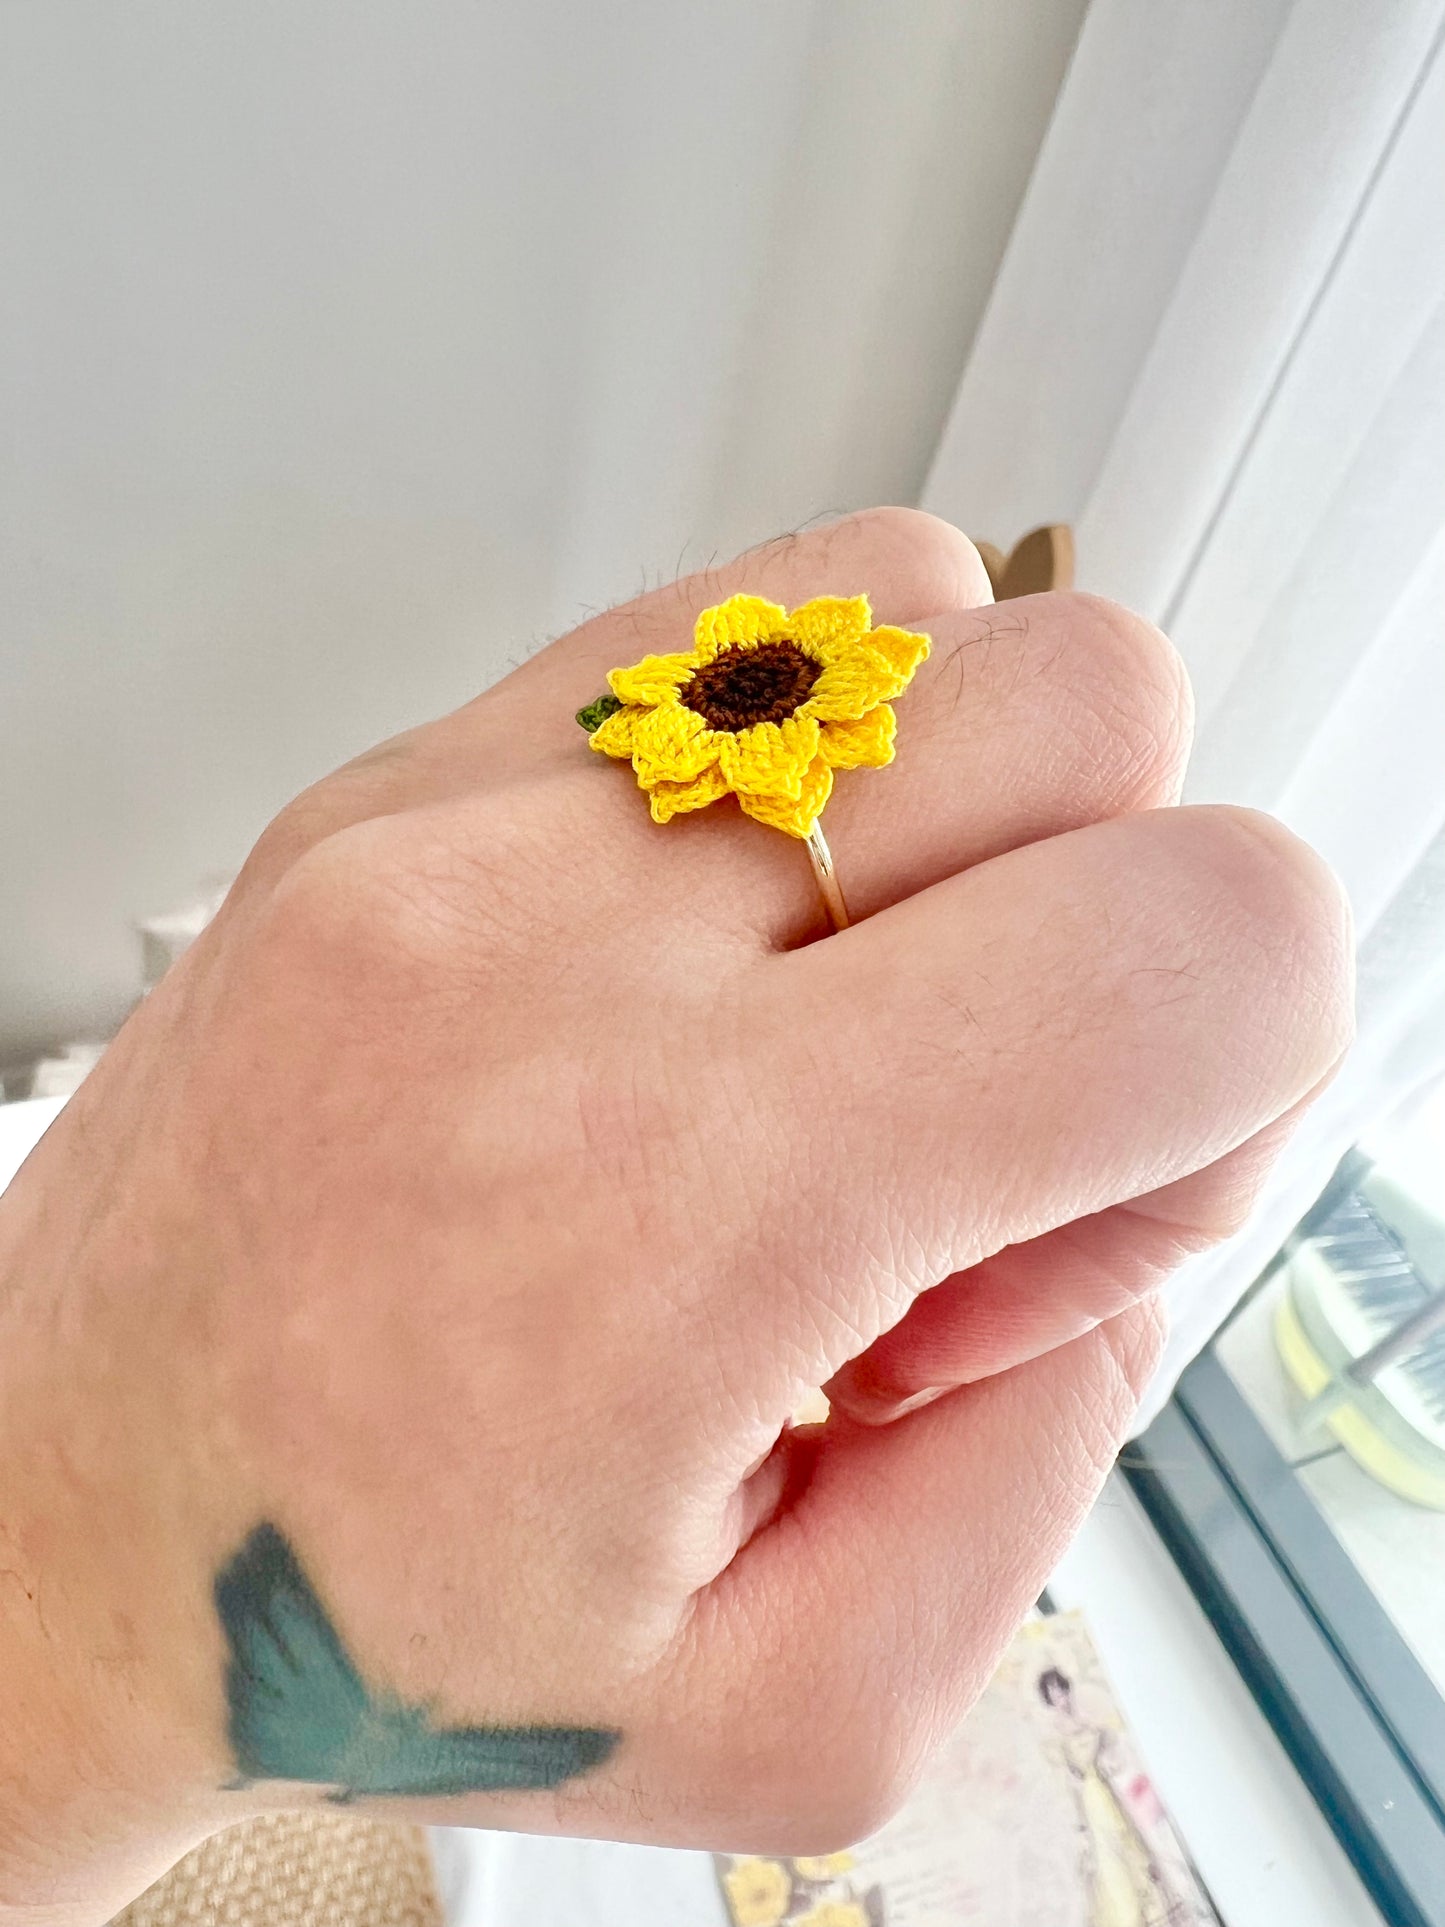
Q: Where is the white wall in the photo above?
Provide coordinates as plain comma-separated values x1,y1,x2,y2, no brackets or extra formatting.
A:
0,0,1084,1057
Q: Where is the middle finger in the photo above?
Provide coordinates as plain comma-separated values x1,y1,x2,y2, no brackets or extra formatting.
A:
564,589,1193,950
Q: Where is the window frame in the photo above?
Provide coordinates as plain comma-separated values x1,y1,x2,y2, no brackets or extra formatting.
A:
1125,1350,1445,1927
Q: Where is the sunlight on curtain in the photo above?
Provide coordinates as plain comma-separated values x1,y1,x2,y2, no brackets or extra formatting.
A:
924,0,1445,1408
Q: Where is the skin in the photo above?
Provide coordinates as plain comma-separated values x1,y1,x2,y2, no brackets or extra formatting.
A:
0,509,1353,1924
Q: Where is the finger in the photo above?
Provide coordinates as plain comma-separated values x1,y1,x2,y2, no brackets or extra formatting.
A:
495,505,991,754
821,589,1192,918
657,587,1191,941
700,805,1351,1403
498,585,1191,959
625,1306,1165,1850
826,1081,1336,1423
240,507,990,886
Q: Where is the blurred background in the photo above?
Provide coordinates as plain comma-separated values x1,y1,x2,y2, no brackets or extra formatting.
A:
3,5,1445,1921
1,0,1087,1054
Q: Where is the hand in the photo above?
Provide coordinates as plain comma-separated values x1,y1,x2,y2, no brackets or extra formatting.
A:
0,509,1351,1921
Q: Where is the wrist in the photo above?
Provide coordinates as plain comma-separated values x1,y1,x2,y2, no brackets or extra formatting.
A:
0,1175,234,1922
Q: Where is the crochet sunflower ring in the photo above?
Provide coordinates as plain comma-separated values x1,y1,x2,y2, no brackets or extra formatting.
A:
576,592,930,931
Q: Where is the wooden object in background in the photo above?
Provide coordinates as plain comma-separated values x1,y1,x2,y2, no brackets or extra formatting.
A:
974,524,1075,600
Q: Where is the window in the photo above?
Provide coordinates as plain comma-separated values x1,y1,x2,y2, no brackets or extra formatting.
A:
1128,1079,1445,1925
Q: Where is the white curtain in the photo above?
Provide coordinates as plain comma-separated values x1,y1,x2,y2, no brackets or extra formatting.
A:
923,0,1445,1415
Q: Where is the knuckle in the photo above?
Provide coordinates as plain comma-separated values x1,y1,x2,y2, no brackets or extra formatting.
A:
836,506,992,611
1110,1297,1169,1396
248,818,387,967
251,813,472,988
1085,1303,1167,1444
1051,590,1194,804
236,736,420,898
1195,801,1347,914
236,783,339,895
1176,805,1354,1033
1026,1308,1168,1494
1187,1174,1264,1245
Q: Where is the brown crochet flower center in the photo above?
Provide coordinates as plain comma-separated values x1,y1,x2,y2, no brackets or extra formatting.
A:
682,639,820,732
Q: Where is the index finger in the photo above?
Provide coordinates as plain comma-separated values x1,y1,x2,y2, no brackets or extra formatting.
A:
491,506,991,760
242,509,991,884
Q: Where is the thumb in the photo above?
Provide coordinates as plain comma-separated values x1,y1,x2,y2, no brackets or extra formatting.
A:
657,1305,1163,1851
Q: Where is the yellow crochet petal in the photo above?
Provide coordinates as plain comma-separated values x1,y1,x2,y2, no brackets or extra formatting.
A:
647,765,731,823
607,653,696,707
588,705,642,759
717,711,821,798
803,655,896,722
804,628,929,721
691,593,789,663
866,623,931,682
819,702,896,769
738,756,834,839
631,703,719,785
786,594,873,663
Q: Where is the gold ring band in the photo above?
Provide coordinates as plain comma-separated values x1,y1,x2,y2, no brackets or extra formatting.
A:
804,824,849,931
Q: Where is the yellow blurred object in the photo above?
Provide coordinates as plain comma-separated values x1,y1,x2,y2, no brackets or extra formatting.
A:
722,1856,793,1927
1275,1286,1445,1509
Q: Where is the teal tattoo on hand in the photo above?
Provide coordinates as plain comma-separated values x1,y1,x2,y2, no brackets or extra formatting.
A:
215,1523,619,1801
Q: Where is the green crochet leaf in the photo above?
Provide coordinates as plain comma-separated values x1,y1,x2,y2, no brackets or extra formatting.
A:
576,692,624,733
215,1523,619,1800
